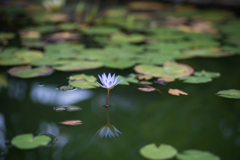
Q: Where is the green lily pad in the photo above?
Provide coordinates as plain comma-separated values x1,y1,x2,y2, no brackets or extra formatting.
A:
54,61,103,71
31,57,59,66
101,58,136,69
14,50,44,62
0,47,19,58
216,89,240,99
177,150,220,160
0,32,15,39
194,70,220,78
118,76,138,85
179,76,212,84
58,22,78,31
83,26,118,35
182,48,233,57
69,81,99,89
8,66,53,78
140,143,178,160
0,57,29,66
222,46,240,54
111,32,145,44
11,134,51,149
69,74,96,82
57,85,76,91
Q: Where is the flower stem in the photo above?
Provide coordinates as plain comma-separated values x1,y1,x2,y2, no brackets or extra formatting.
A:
106,89,110,123
106,88,110,107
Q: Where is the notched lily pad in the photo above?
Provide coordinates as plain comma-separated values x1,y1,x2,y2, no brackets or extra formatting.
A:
8,66,53,78
194,70,220,78
177,150,220,160
216,89,240,99
179,76,212,84
11,134,51,149
140,143,178,160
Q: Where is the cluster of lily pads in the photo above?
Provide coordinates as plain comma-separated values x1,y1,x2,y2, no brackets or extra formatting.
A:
140,143,220,160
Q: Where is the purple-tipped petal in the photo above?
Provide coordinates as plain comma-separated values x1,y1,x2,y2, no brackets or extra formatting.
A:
111,73,115,82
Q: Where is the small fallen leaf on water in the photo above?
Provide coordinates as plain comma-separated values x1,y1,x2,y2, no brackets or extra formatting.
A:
60,120,82,125
158,77,175,82
168,89,188,96
139,81,153,85
138,87,156,92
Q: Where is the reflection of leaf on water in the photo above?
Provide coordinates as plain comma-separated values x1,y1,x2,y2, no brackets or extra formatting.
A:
96,122,122,138
0,73,8,88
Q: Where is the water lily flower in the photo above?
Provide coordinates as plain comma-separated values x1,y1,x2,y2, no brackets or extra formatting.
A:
96,123,122,138
96,73,122,89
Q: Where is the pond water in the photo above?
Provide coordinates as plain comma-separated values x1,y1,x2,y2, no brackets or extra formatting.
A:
0,55,240,160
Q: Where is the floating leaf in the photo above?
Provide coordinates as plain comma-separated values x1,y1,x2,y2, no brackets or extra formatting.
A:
0,57,29,66
179,76,212,84
45,32,80,42
54,61,103,71
140,143,178,160
158,77,175,82
54,105,82,112
216,89,240,99
8,66,53,78
0,32,15,39
182,47,233,57
111,32,145,44
69,81,99,89
138,87,156,92
139,81,153,85
60,120,82,125
14,50,44,62
138,74,153,80
177,150,220,160
168,89,188,96
194,70,220,78
83,26,118,35
118,76,138,85
11,134,51,149
101,58,136,69
69,74,96,82
58,85,76,91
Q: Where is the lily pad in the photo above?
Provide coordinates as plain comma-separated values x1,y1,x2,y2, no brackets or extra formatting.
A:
118,76,138,85
216,89,240,99
57,85,76,91
69,81,99,89
14,50,44,62
140,143,178,160
0,57,29,66
83,26,118,35
194,70,220,78
54,61,103,71
138,87,156,92
8,66,53,78
111,32,145,44
179,76,212,84
11,134,51,149
54,105,82,112
177,150,220,160
0,32,15,39
69,74,96,82
101,58,136,69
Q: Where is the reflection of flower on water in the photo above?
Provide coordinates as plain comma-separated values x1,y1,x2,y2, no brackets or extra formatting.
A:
96,122,122,138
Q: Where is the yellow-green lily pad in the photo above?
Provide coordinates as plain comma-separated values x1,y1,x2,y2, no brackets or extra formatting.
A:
140,143,178,160
179,76,212,84
69,81,99,89
0,58,29,66
216,89,240,99
111,32,145,44
14,50,44,62
177,150,220,160
118,76,138,85
8,66,53,78
83,26,118,35
101,58,136,69
11,134,51,150
69,74,96,82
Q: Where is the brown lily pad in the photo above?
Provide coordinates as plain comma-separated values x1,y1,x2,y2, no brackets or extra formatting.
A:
168,89,188,96
8,65,53,78
138,87,156,92
60,120,82,125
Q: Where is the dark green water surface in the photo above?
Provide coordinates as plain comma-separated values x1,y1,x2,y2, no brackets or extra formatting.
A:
1,56,240,160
